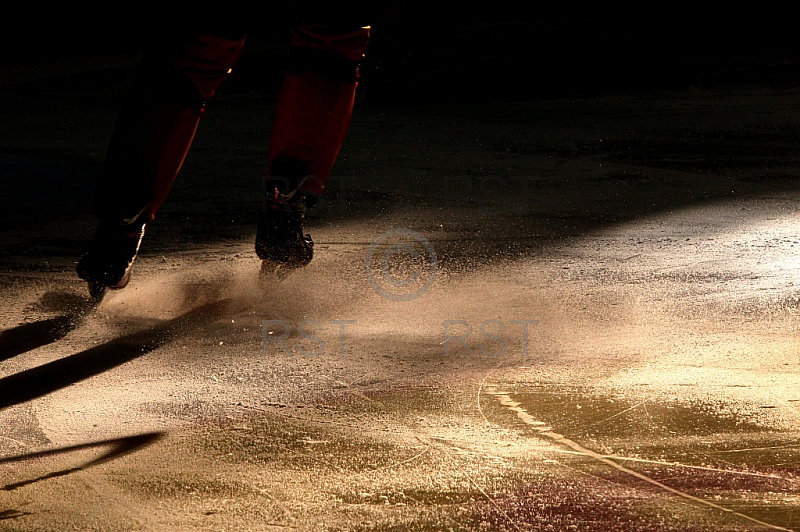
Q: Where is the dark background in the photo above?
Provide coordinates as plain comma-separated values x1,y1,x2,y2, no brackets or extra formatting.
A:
4,11,799,99
2,11,800,259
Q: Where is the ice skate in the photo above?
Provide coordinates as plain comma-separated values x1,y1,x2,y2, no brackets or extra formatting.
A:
76,219,146,300
256,177,314,279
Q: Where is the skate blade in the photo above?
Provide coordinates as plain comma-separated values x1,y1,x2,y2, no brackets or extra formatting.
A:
87,282,108,305
260,260,303,281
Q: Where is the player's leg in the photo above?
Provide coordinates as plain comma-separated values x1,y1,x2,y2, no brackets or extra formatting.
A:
256,14,370,270
78,24,245,291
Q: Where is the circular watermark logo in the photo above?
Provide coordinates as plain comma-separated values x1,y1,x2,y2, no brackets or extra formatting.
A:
364,228,438,302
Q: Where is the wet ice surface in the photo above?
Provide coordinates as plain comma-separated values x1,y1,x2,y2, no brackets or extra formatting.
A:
3,196,800,531
3,70,800,530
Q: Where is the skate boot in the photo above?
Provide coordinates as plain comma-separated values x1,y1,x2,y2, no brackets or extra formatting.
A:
76,218,146,298
256,170,315,277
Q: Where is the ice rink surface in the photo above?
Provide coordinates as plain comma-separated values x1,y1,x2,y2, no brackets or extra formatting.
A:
2,16,800,531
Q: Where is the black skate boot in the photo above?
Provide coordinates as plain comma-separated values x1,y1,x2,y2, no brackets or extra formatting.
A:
76,218,146,299
256,159,315,277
